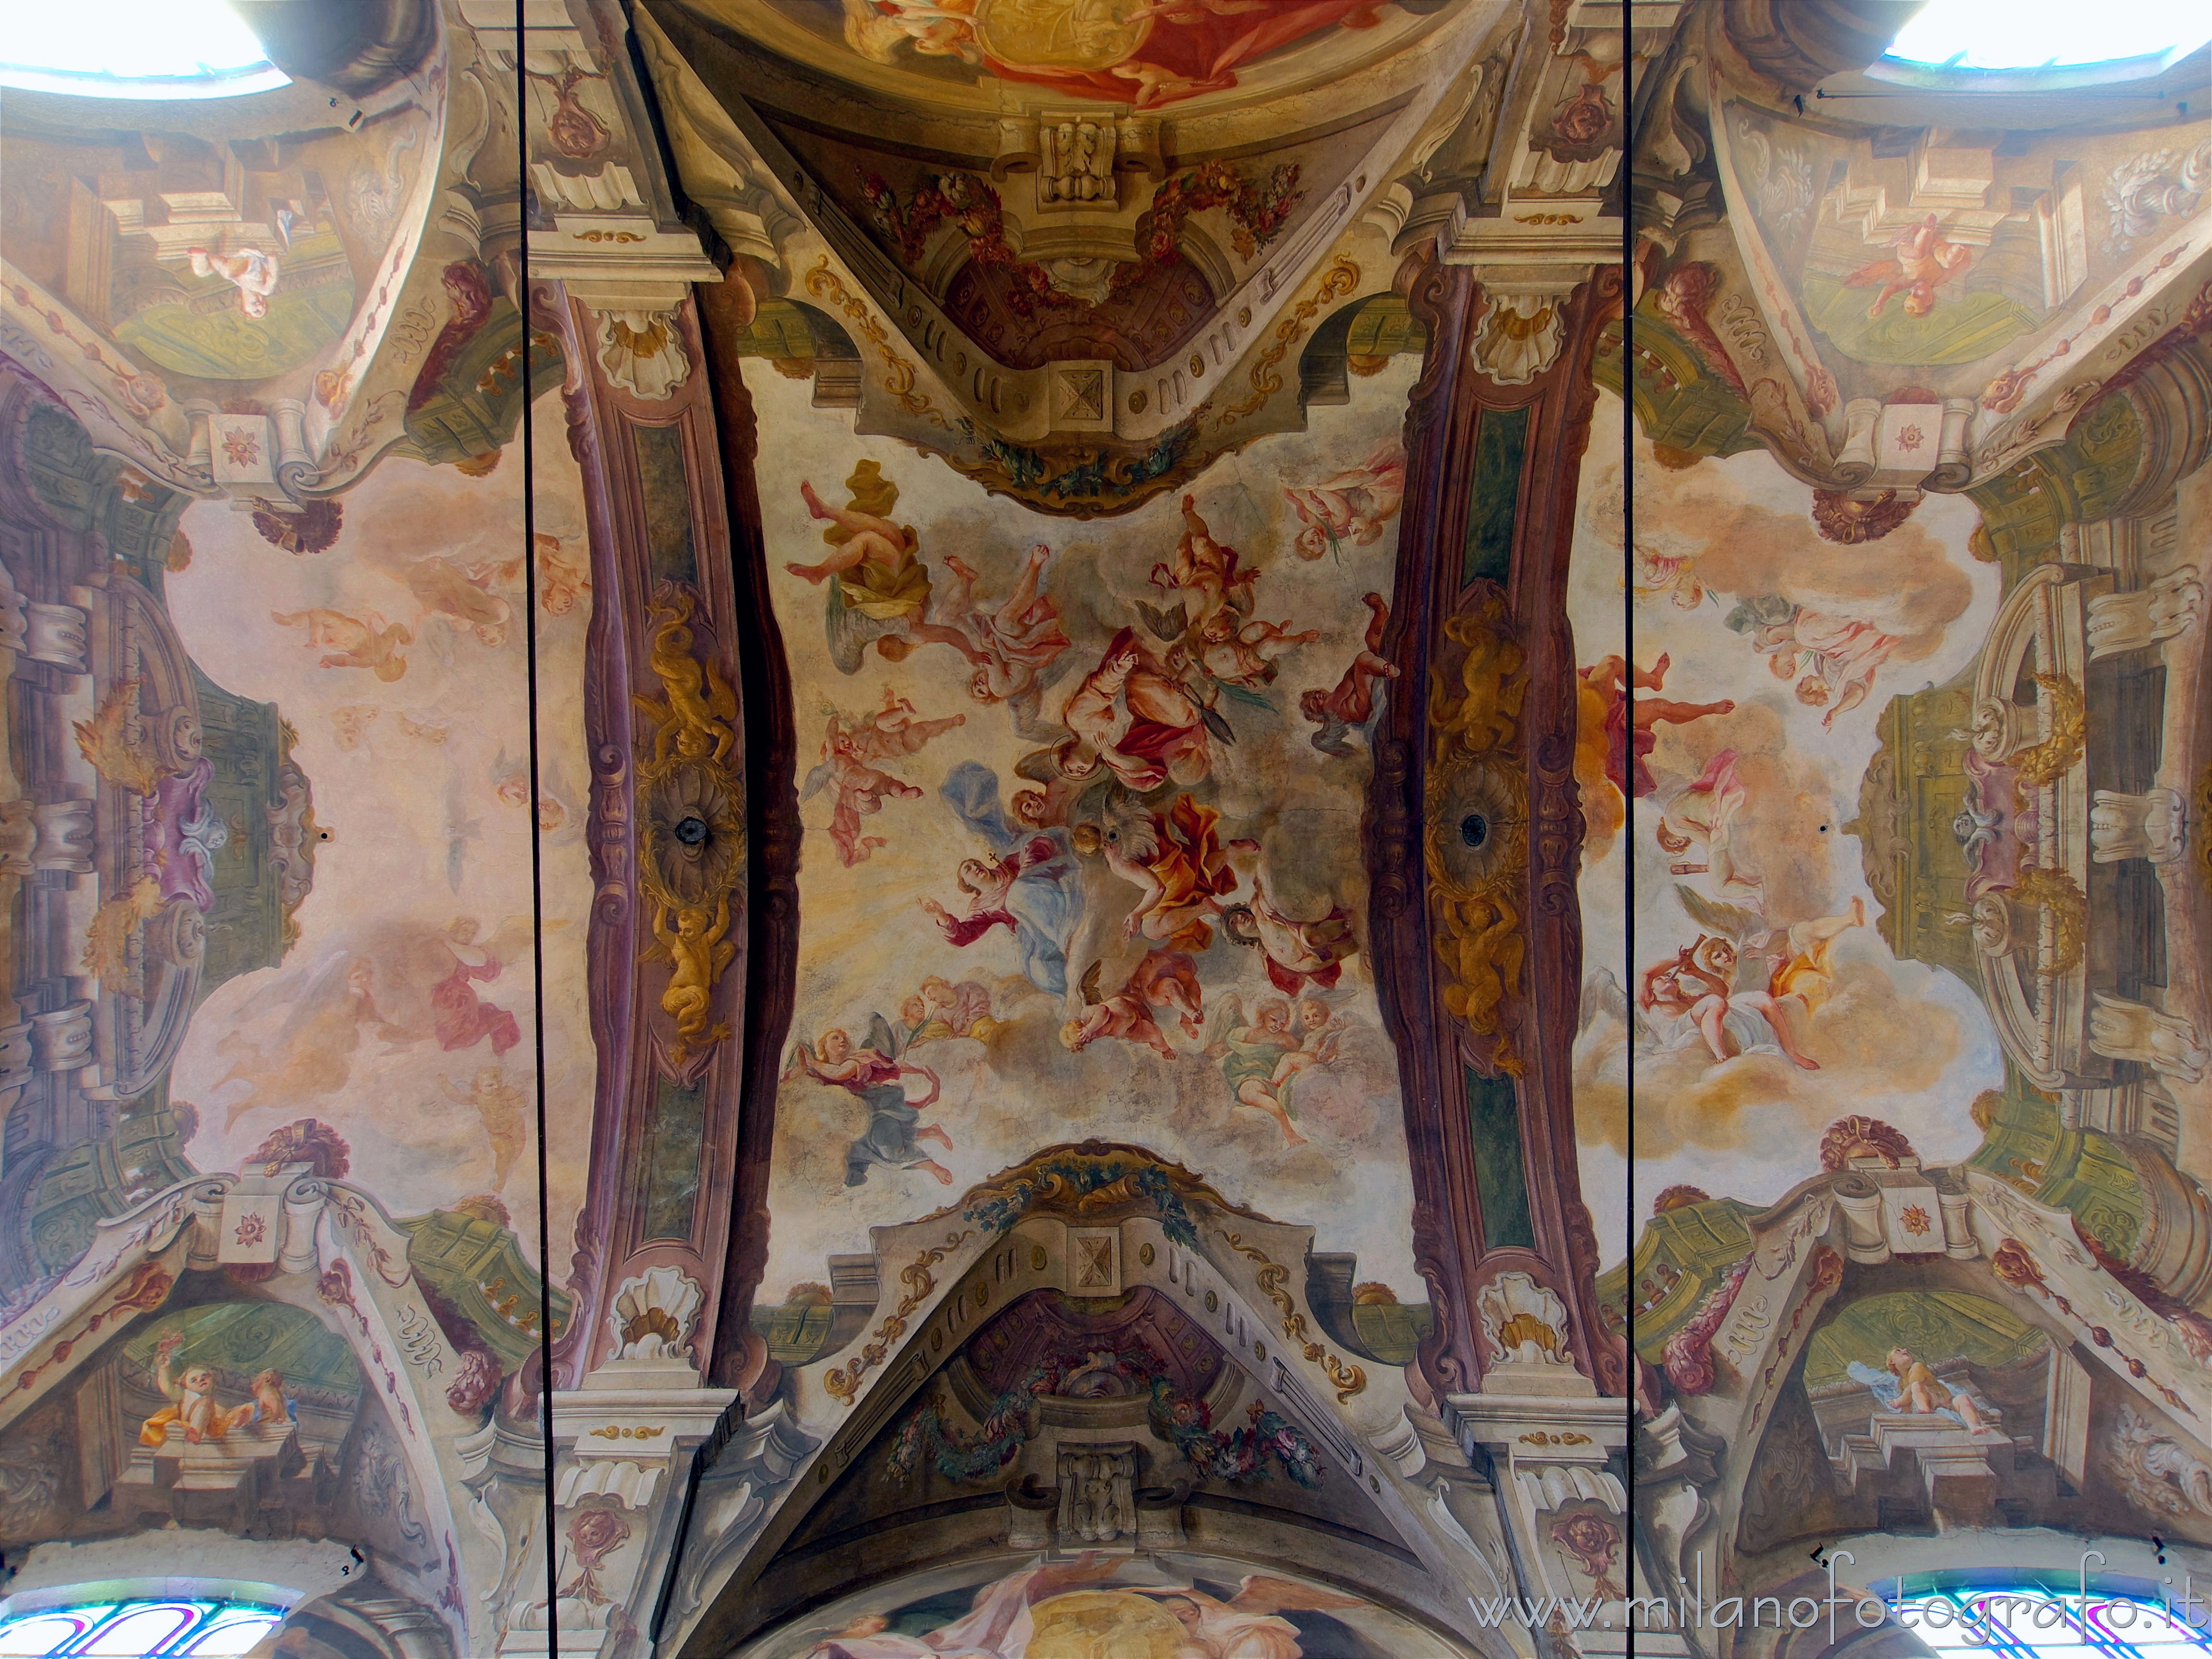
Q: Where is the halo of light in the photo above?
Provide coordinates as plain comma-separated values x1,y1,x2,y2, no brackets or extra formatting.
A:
1886,0,2211,70
0,0,289,99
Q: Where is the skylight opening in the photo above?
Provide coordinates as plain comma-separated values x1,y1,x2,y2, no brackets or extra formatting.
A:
1885,0,2212,71
0,0,289,100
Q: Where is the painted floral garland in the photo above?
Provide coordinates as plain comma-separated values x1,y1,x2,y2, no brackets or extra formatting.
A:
961,1153,1202,1247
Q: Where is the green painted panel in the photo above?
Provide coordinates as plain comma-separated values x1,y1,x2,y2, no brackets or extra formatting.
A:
633,422,698,587
125,1301,363,1397
1804,1290,2046,1390
1801,273,2037,367
642,1080,706,1243
1464,405,1528,587
1467,1066,1535,1251
755,1302,838,1364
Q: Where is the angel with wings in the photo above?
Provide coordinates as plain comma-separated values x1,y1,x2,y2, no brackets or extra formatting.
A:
1639,887,1865,1071
1141,494,1261,636
1633,525,1709,610
802,694,961,866
1070,791,1244,951
792,466,982,674
783,1022,953,1188
1204,995,1312,1145
210,916,538,1129
1848,1347,1998,1435
1220,880,1358,996
1653,749,1761,894
271,608,412,682
215,955,398,1129
188,245,280,317
1055,626,1218,793
1300,593,1399,758
438,1066,527,1191
925,763,1084,996
426,915,526,1057
405,554,513,648
1842,214,1973,319
940,544,1074,737
1283,439,1406,561
1195,610,1320,693
1061,950,1204,1060
1580,651,1732,799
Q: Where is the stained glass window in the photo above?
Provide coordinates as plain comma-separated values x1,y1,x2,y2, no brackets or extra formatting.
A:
0,1600,284,1659
1896,1585,2212,1657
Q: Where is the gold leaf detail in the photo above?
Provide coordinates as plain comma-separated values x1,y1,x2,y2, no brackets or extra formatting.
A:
803,255,950,430
1216,257,1362,427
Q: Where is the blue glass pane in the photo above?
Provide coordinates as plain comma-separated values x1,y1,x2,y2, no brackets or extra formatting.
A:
178,1613,285,1657
0,1611,112,1657
1886,0,2211,68
81,1603,201,1655
1895,1589,2212,1659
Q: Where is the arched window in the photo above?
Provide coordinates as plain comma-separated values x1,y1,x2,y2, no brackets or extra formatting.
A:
0,1599,284,1658
0,0,288,99
1894,1583,2212,1657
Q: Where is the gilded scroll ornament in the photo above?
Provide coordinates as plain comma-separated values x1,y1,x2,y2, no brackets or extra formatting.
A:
1218,1230,1366,1402
1216,257,1361,427
634,588,746,1070
1423,589,1530,1071
803,256,950,429
823,1231,975,1406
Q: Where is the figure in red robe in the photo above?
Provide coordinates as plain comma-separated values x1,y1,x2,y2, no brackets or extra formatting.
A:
430,918,521,1056
1579,652,1733,799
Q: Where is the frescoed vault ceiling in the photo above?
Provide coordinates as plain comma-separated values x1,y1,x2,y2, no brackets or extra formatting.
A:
1613,2,2212,1642
5,1,2212,1658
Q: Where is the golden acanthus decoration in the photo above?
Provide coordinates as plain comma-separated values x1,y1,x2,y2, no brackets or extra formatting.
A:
2006,672,2086,788
2008,865,2088,978
822,1231,975,1407
2195,762,2212,895
1423,586,1531,1073
634,587,746,1070
1217,1230,1366,1403
1216,257,1362,427
804,255,950,430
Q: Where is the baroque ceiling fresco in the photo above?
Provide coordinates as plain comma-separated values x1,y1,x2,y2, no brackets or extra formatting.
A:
1,0,2212,1658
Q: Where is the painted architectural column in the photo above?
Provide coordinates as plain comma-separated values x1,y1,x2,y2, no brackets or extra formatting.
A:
540,281,746,1395
1368,253,1627,1407
690,270,804,1403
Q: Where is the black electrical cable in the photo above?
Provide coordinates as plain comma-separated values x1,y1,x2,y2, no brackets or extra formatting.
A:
516,0,561,1648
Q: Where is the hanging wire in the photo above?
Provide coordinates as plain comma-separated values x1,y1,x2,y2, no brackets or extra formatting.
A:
515,0,561,1647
